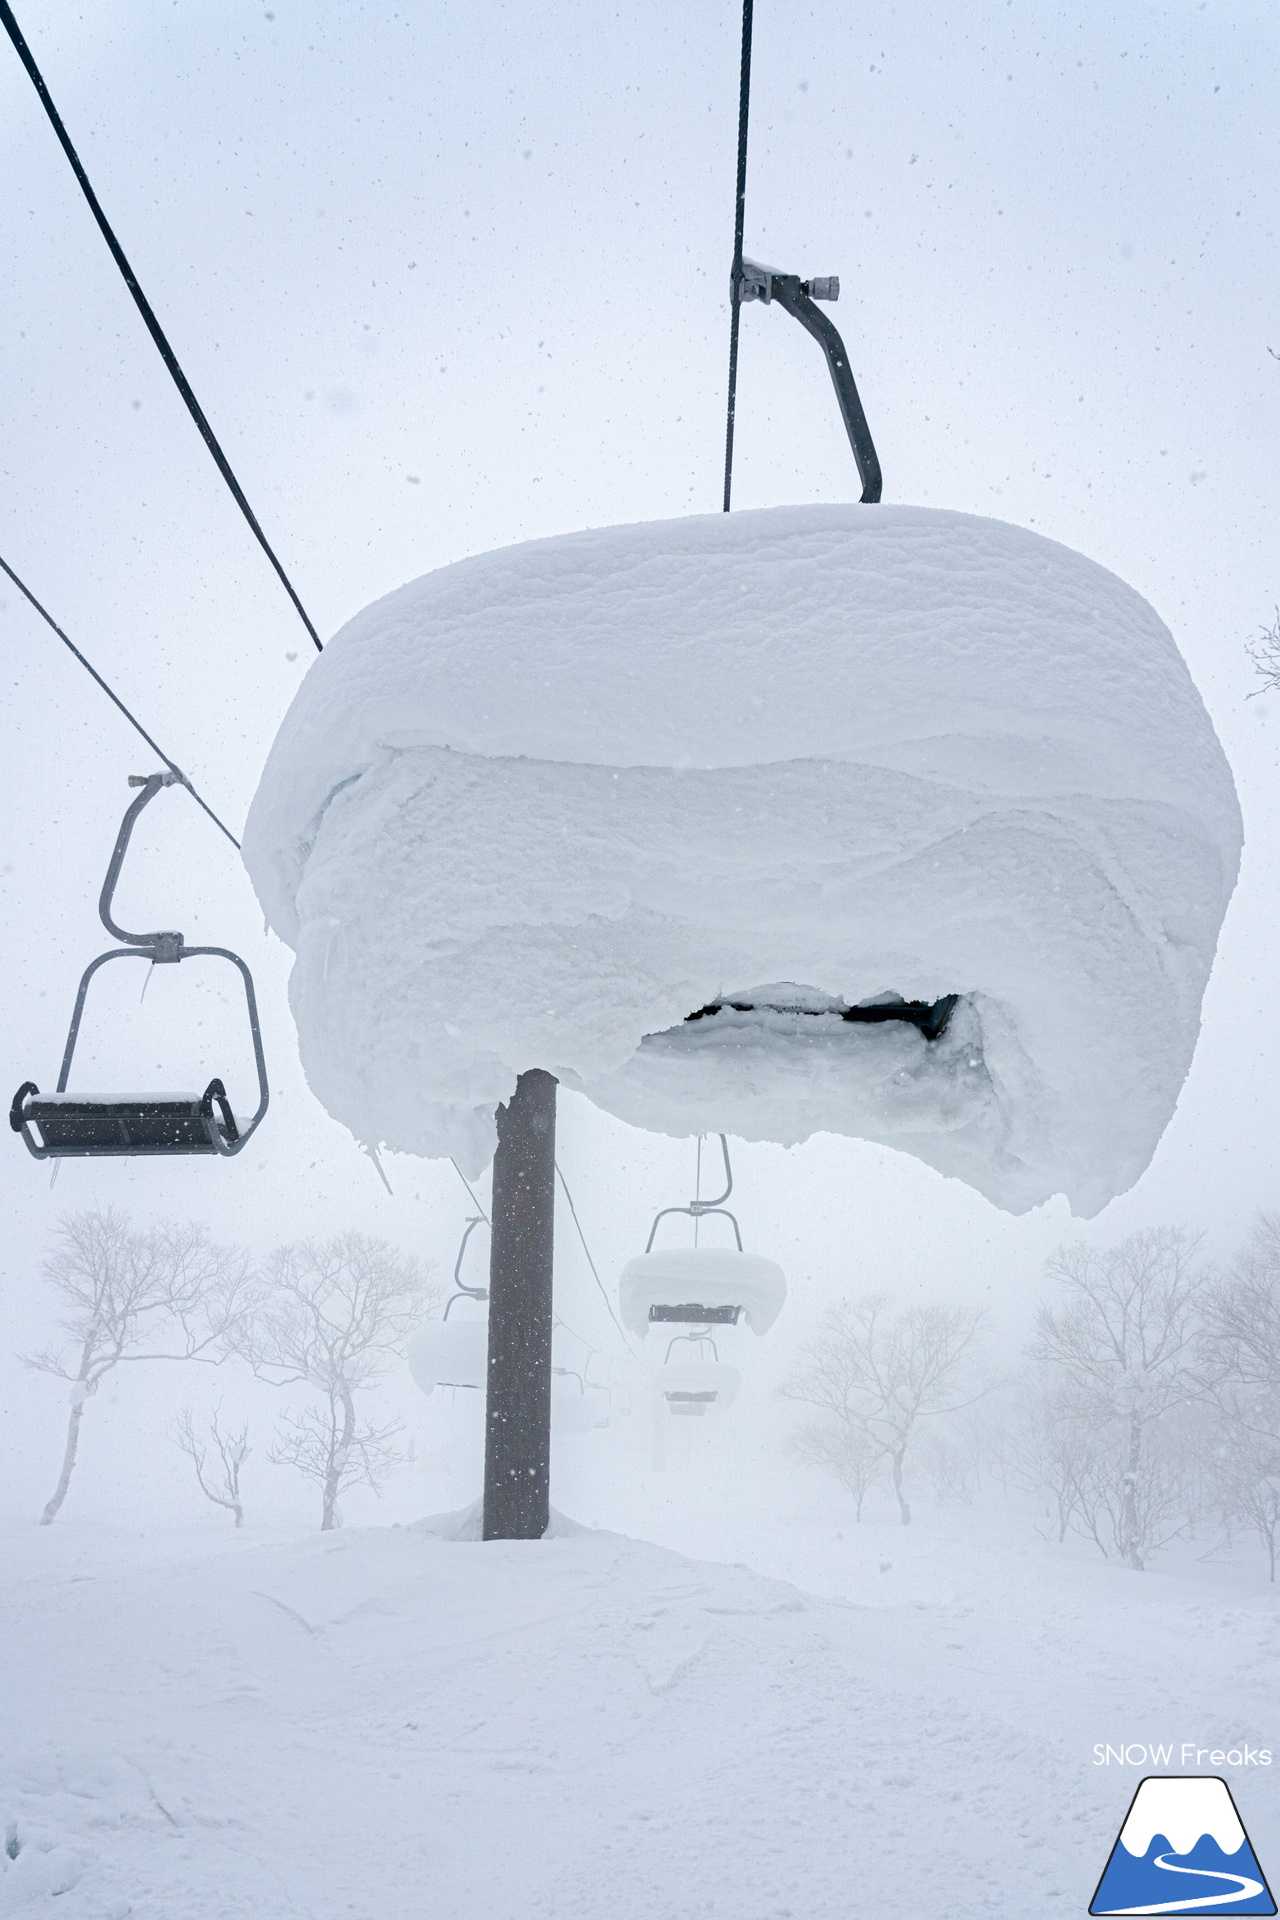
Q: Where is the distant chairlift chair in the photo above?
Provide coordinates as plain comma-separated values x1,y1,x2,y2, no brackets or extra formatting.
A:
10,772,268,1159
551,1363,611,1436
407,1214,491,1396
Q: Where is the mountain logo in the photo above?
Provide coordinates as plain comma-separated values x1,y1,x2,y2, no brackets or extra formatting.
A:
1091,1776,1276,1915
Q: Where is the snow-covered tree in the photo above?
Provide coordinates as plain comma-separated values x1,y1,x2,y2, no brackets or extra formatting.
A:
780,1294,987,1525
237,1233,434,1529
173,1406,250,1527
1031,1227,1208,1570
27,1207,252,1525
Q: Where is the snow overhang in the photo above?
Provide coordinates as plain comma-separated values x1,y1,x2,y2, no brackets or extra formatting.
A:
242,504,1241,1217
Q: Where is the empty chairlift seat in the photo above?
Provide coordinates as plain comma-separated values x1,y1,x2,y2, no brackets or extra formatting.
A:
10,772,268,1162
12,1084,242,1158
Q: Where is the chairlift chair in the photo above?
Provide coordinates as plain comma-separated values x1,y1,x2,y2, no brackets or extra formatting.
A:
407,1214,490,1396
659,1357,742,1418
552,1365,611,1436
10,772,268,1159
654,1322,742,1419
408,1318,489,1396
619,1134,786,1340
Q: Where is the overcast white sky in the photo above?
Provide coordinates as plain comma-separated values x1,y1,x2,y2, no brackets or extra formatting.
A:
1,1,1278,1483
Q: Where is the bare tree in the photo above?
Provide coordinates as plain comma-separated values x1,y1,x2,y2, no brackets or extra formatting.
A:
1090,1414,1201,1563
173,1406,250,1527
790,1417,885,1521
951,1383,1024,1500
237,1233,434,1529
1200,1215,1280,1580
918,1430,975,1507
1031,1227,1208,1570
26,1207,252,1525
1245,608,1280,698
1015,1373,1108,1544
1016,1366,1203,1561
780,1295,988,1525
1202,1213,1280,1386
1210,1416,1280,1583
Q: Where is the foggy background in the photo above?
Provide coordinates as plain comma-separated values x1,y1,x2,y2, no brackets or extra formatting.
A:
1,0,1277,1546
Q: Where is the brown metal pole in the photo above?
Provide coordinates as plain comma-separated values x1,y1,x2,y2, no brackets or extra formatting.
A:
482,1068,557,1540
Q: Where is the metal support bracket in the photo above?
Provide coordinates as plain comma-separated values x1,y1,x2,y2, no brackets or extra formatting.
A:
643,1134,743,1251
738,257,882,503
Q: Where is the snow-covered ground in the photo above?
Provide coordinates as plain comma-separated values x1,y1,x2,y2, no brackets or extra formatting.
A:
4,1493,1278,1919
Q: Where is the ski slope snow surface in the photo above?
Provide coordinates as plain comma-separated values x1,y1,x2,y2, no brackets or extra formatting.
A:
2,1503,1278,1920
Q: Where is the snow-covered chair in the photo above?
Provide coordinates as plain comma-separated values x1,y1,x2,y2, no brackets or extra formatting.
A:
620,1246,785,1338
656,1360,740,1417
407,1317,487,1396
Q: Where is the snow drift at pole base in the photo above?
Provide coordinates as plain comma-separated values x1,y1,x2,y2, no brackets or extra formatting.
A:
242,504,1241,1217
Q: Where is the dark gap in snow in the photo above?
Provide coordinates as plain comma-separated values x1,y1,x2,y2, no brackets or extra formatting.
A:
684,993,960,1041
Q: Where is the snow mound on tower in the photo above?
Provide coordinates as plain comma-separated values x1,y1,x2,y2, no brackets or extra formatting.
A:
242,504,1241,1216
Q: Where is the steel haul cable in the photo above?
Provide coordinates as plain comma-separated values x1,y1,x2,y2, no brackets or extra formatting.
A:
0,0,322,654
450,1154,633,1356
556,1161,635,1355
721,0,755,513
0,554,241,850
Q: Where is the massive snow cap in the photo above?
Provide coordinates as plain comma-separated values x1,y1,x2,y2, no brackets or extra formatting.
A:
243,505,1241,1216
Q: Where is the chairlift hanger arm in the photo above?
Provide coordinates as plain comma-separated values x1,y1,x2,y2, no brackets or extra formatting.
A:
738,258,882,504
100,771,187,952
454,1215,489,1291
443,1215,490,1317
665,1330,721,1364
692,1132,733,1212
645,1204,743,1253
642,1137,741,1250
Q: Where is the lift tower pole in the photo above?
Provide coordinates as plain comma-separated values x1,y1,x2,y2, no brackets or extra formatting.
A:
482,1069,558,1540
